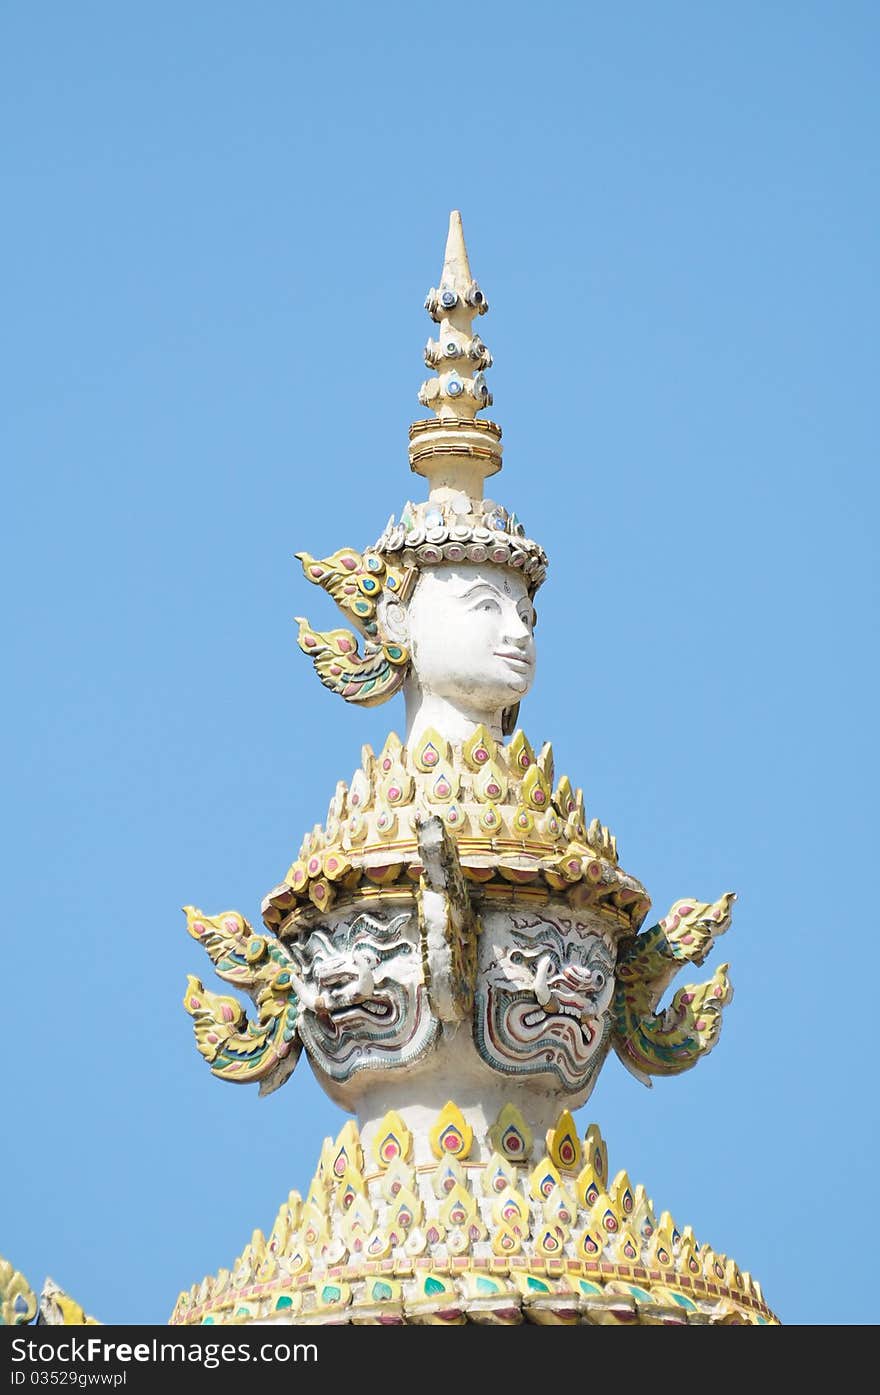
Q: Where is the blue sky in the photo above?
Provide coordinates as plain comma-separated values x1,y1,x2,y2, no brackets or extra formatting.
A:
3,2,877,1326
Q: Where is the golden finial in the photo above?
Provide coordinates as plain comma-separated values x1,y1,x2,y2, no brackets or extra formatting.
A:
410,210,502,499
420,210,492,423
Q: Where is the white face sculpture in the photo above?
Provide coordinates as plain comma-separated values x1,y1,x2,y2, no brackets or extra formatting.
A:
383,563,537,742
475,909,617,1099
289,909,438,1087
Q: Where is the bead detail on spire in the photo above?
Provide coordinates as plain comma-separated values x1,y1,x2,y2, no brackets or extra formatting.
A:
409,211,503,500
420,211,492,421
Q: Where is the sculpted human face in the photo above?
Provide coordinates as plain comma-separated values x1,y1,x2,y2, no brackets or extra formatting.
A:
405,564,536,711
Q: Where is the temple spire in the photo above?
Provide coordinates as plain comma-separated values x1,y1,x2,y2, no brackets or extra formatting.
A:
411,210,501,500
440,209,473,293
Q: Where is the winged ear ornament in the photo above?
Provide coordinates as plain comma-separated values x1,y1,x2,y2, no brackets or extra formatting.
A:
295,547,415,706
612,893,735,1085
183,907,303,1096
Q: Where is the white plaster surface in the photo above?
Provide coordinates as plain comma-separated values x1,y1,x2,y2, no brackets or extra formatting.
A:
380,561,536,746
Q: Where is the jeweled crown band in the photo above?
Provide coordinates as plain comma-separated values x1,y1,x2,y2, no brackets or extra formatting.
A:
374,496,547,591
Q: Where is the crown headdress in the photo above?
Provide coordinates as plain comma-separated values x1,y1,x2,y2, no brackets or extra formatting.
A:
296,212,547,708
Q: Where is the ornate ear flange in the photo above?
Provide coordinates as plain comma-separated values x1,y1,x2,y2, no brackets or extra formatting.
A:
183,907,303,1096
295,548,415,706
612,894,735,1084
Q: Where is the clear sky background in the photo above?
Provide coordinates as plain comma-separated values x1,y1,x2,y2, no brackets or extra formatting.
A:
3,2,877,1328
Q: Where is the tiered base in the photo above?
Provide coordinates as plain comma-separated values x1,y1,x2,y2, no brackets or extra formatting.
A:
169,1103,777,1326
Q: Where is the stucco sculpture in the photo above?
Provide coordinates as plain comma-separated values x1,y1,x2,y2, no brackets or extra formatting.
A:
1,212,775,1328
168,213,773,1325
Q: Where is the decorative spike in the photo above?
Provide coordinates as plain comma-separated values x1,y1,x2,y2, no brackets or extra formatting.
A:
537,741,554,785
335,1167,368,1211
427,768,458,804
266,1209,289,1258
631,1184,656,1241
372,1109,412,1169
529,1157,563,1202
429,1100,473,1160
364,1229,393,1261
461,723,497,771
492,1186,530,1235
521,763,552,812
678,1234,701,1278
440,802,467,832
577,1228,605,1261
326,779,348,826
508,730,536,773
491,1223,524,1257
412,727,451,774
379,760,414,808
553,774,576,815
439,1182,479,1231
431,1155,467,1199
481,1151,520,1196
611,1227,641,1264
376,732,404,774
610,1169,636,1218
387,1185,423,1238
535,1225,567,1258
380,1158,417,1204
542,1184,576,1230
545,1110,582,1171
488,1104,533,1164
583,1123,608,1188
306,1169,329,1213
647,1221,676,1270
574,1161,602,1211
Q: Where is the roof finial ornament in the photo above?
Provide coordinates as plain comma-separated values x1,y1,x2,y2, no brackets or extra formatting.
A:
420,210,492,425
410,210,501,502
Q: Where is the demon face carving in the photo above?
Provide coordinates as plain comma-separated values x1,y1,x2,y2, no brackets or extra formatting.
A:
289,909,438,1082
475,910,617,1095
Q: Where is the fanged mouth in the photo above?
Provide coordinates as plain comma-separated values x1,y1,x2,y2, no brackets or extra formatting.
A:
325,999,393,1023
522,1003,595,1043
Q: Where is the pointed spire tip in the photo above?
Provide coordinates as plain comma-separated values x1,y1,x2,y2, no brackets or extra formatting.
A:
441,210,472,292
